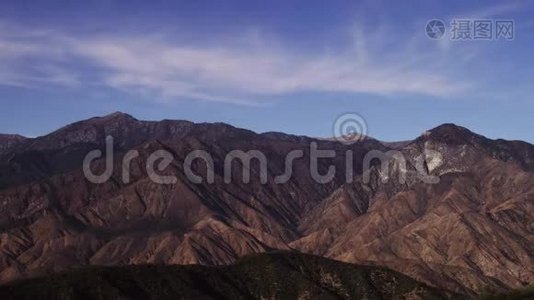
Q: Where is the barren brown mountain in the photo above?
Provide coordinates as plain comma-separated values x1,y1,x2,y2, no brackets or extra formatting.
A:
0,113,532,297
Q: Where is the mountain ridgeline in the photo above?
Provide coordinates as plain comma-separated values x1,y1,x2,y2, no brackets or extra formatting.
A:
0,251,463,300
0,112,533,298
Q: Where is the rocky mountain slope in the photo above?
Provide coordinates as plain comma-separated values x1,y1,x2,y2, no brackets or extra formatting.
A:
0,134,27,155
0,113,532,297
295,124,534,294
0,251,462,300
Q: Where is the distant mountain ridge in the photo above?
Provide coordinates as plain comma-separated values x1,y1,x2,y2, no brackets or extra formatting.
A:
0,134,27,154
0,112,533,297
0,251,463,300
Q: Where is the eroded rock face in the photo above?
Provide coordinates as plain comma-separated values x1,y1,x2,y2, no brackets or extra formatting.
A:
0,114,532,296
297,125,534,294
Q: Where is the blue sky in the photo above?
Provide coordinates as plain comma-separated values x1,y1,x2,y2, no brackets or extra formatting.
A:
0,0,533,142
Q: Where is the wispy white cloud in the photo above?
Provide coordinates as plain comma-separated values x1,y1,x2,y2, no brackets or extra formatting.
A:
0,21,80,89
0,15,494,105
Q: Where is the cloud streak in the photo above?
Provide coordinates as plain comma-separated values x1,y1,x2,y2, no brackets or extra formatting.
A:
0,19,476,105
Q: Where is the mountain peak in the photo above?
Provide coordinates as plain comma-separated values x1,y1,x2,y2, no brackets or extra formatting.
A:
420,123,481,145
99,111,137,121
428,123,471,134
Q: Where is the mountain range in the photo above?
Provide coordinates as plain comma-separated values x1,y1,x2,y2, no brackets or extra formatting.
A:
0,112,533,298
